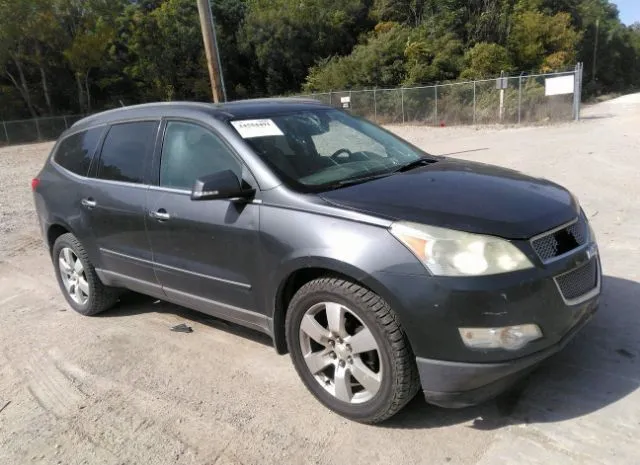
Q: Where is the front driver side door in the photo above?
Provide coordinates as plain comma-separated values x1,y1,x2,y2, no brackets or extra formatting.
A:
145,120,266,332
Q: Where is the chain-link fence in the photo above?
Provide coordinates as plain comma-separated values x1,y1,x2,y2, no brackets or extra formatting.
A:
0,114,86,147
296,65,584,127
1,66,583,147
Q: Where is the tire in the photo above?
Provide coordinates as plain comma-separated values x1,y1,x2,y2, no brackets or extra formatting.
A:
52,233,119,316
285,277,420,423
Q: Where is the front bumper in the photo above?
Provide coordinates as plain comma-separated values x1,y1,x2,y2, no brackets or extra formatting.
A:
369,232,601,407
418,296,598,408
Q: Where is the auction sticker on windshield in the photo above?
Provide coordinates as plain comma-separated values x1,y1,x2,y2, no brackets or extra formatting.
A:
231,119,284,138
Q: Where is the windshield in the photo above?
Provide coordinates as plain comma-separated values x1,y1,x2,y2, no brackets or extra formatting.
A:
229,109,428,191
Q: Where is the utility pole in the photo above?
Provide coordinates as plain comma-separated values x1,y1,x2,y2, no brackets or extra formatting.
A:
196,0,223,103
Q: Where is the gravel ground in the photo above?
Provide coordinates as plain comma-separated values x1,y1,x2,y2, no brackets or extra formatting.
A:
0,96,639,465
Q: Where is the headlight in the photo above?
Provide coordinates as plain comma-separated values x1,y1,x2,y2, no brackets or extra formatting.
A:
390,222,534,276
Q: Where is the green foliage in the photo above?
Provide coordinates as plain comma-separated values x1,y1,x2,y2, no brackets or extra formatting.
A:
508,10,581,71
403,26,465,84
304,24,411,92
240,0,373,96
64,21,114,77
120,0,209,102
1,0,640,120
460,43,514,79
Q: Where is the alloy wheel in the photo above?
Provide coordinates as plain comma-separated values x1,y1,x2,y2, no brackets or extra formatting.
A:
58,247,90,305
299,301,382,404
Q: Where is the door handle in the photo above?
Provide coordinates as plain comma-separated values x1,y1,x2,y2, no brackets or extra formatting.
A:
149,208,170,221
81,198,97,208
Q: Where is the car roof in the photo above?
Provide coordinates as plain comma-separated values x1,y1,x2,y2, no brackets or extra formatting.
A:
70,98,332,132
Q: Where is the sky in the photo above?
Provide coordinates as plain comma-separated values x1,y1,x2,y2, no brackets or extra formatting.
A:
614,0,640,25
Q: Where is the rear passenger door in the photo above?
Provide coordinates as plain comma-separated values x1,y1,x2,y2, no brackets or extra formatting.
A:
145,120,264,330
46,127,105,260
85,120,160,291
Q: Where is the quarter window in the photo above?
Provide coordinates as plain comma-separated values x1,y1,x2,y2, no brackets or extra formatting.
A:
54,127,104,176
160,122,242,190
96,121,158,184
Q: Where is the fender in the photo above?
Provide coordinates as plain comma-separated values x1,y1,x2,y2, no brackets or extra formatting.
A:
45,212,102,267
267,254,411,355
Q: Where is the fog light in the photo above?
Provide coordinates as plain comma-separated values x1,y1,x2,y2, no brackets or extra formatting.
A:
458,324,542,351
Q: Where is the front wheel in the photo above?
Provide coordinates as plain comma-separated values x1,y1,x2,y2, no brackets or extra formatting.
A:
285,277,420,423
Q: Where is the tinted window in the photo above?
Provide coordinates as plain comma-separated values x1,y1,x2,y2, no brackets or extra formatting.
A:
160,122,242,190
54,128,103,176
96,121,158,184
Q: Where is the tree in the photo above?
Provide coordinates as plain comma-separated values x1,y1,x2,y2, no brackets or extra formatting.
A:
240,0,373,95
460,43,514,79
403,25,465,84
63,19,115,113
210,0,252,99
508,10,581,71
119,0,209,102
0,0,40,118
373,0,428,26
55,0,123,113
450,0,516,45
304,24,411,91
2,0,640,120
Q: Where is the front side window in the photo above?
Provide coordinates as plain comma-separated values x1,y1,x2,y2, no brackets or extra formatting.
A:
96,121,158,184
160,121,242,190
229,109,427,191
54,127,104,176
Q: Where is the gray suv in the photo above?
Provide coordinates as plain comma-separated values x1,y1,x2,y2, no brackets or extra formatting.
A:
33,99,601,423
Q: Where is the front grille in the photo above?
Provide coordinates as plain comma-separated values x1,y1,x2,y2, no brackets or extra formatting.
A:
554,258,599,303
531,215,589,262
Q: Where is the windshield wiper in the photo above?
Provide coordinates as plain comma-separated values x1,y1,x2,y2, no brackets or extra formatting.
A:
325,172,393,190
319,158,438,190
393,157,438,173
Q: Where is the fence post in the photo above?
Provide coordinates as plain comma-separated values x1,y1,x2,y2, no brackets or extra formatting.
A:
434,85,438,126
579,62,584,119
63,116,69,129
329,91,332,106
400,88,405,123
35,118,42,141
573,63,582,121
518,73,524,124
473,81,476,125
574,65,579,120
373,88,377,123
349,90,353,113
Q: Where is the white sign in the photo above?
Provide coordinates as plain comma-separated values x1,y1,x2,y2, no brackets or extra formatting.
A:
545,75,575,96
230,119,284,138
340,96,351,104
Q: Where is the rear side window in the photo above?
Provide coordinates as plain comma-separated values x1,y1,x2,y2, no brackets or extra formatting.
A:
96,121,158,184
54,128,104,176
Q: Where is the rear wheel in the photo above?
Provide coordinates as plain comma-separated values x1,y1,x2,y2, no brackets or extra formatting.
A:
286,277,420,423
52,233,119,316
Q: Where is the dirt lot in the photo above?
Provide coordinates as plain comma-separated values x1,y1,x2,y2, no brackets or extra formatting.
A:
1,96,639,465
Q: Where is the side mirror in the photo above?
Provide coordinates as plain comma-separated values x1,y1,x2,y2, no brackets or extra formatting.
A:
190,170,255,201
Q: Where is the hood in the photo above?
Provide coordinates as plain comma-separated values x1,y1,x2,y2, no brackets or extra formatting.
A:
319,158,578,239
